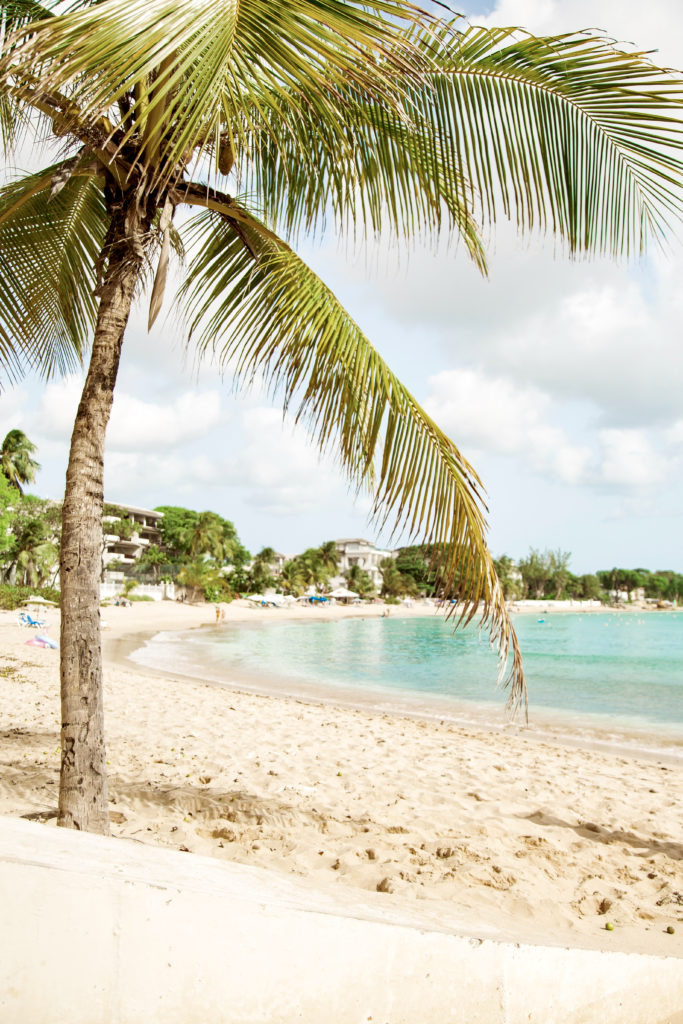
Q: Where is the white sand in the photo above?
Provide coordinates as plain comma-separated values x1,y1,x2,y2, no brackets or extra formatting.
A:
0,599,681,958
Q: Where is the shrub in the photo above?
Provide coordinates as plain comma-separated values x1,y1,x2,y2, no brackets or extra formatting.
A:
0,584,60,610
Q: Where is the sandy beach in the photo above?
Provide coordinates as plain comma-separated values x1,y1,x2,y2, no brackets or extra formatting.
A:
0,599,681,959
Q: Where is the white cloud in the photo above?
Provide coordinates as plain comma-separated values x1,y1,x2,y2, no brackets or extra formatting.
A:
227,407,347,516
666,420,683,447
34,375,225,451
108,390,224,450
0,386,30,437
35,375,83,437
104,451,220,500
424,368,683,494
470,0,683,69
597,429,673,488
425,368,591,484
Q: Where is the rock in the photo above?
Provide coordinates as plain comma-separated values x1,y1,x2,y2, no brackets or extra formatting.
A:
212,827,236,842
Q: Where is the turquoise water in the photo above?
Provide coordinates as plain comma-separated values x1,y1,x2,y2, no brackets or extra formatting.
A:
137,611,683,737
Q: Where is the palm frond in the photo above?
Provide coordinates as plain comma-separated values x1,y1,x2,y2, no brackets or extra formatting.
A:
2,0,428,183
405,22,683,255
0,0,54,152
178,208,525,713
0,159,106,382
236,21,683,255
234,84,487,267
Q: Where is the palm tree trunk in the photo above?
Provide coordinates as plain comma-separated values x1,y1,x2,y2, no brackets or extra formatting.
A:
58,205,147,834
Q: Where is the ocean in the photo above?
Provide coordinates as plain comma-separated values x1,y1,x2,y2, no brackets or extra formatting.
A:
130,609,683,746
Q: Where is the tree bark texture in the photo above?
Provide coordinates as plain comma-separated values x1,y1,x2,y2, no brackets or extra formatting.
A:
58,204,147,833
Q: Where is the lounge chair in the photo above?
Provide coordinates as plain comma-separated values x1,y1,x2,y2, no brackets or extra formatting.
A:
19,611,46,628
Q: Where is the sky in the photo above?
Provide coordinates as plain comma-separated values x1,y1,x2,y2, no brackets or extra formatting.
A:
2,0,683,573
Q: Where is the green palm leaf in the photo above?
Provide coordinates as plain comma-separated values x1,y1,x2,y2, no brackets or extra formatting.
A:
406,22,683,254
0,0,53,151
179,208,525,712
234,83,488,263
0,159,106,382
239,21,683,254
3,0,427,182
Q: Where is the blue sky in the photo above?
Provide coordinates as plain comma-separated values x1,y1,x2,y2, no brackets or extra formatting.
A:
2,0,683,573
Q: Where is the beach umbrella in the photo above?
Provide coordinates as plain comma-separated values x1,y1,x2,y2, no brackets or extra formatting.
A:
26,595,57,606
328,587,359,599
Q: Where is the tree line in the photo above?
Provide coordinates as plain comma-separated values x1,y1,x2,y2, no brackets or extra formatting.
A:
2,436,679,607
493,549,682,605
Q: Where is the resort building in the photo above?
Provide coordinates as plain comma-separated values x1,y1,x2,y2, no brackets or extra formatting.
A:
102,504,163,574
333,538,397,589
268,552,288,574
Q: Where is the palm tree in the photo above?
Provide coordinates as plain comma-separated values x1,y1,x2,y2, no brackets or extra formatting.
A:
317,541,340,578
279,560,308,597
2,2,683,833
0,429,39,494
345,564,375,598
135,543,165,582
12,518,58,587
176,558,221,603
248,547,277,593
179,511,226,561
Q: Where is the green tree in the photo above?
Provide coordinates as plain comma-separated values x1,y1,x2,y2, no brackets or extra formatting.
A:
394,546,438,595
154,506,199,558
345,564,375,598
2,493,61,584
176,559,223,602
492,555,522,602
3,3,683,832
577,574,604,601
135,544,166,582
11,517,59,587
548,549,572,600
179,510,226,561
380,557,419,598
518,549,552,600
247,547,278,593
597,567,646,602
0,429,39,495
316,541,340,577
155,505,247,566
279,560,308,597
296,547,335,591
0,473,16,563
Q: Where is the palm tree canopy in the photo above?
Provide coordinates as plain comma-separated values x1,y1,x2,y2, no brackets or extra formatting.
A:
179,510,226,560
0,428,40,493
2,1,683,710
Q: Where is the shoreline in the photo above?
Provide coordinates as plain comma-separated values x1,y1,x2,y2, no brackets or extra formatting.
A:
120,604,683,767
1,600,682,959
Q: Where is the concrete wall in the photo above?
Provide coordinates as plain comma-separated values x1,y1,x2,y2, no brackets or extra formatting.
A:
100,581,175,602
0,817,681,1024
510,599,603,611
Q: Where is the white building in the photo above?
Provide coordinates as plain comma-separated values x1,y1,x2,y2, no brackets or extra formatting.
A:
333,538,397,589
102,504,163,574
